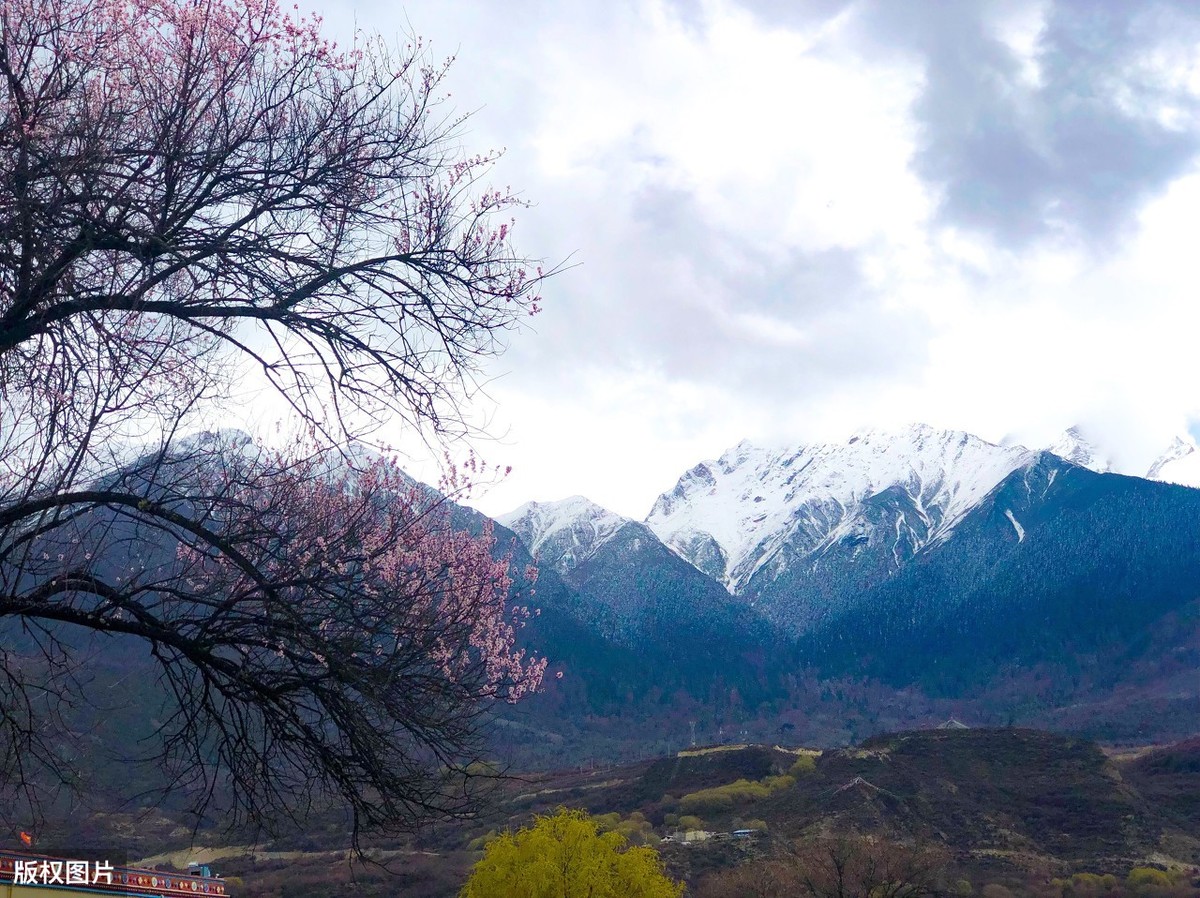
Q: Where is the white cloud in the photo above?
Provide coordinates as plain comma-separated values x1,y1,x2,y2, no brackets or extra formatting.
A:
292,0,1200,519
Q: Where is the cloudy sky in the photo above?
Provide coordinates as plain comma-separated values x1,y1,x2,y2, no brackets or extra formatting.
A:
303,0,1200,518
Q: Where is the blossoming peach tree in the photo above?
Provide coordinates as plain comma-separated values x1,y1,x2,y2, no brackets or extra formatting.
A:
0,0,547,839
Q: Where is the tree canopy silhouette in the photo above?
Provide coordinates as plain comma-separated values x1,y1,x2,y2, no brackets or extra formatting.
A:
0,0,548,838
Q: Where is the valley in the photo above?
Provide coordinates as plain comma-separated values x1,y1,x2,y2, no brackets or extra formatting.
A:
74,727,1200,897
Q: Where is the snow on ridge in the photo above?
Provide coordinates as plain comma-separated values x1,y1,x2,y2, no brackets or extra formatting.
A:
1147,435,1200,487
646,422,1200,594
1043,426,1200,488
645,424,1036,592
1046,425,1113,473
492,424,1200,596
497,496,630,568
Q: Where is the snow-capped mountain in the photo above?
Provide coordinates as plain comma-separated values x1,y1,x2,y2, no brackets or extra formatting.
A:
643,423,1200,600
1046,426,1114,473
492,421,1200,681
1144,435,1200,487
497,496,631,577
485,423,1200,747
1042,425,1200,487
497,496,767,648
645,424,1037,593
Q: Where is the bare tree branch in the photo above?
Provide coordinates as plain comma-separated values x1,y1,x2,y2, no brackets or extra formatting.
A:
0,0,550,842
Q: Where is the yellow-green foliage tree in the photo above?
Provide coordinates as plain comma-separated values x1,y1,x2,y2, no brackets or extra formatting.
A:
678,774,794,814
1126,869,1174,891
460,808,684,898
790,755,817,776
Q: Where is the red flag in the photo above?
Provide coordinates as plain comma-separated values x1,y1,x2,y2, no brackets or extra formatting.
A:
18,832,32,847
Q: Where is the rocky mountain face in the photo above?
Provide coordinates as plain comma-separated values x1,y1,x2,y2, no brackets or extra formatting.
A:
495,424,1200,750
498,496,630,578
493,495,782,743
498,497,765,647
798,452,1200,697
642,425,1200,605
644,425,1037,595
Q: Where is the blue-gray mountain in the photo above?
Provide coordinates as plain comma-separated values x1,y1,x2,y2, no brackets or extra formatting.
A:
12,425,1197,778
499,425,1200,751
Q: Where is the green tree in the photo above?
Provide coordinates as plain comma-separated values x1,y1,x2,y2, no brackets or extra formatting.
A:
460,808,684,898
1127,869,1173,891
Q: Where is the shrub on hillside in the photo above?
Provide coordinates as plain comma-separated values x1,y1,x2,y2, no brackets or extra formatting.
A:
981,884,1016,898
591,811,658,846
1069,873,1119,895
1127,869,1173,891
466,830,502,852
790,755,817,776
679,779,771,814
678,773,795,815
616,812,659,846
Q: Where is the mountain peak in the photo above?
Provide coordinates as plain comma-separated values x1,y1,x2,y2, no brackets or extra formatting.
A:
497,496,631,576
1043,426,1200,487
504,423,1200,600
849,422,938,441
645,425,1035,592
1147,434,1200,486
1046,425,1113,473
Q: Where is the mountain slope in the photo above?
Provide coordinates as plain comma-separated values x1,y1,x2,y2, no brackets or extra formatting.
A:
797,453,1200,701
498,496,770,650
458,730,1200,877
634,427,1200,739
497,497,628,577
646,425,1036,595
493,495,785,739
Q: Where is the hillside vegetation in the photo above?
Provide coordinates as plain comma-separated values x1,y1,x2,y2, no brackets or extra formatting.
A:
96,727,1200,897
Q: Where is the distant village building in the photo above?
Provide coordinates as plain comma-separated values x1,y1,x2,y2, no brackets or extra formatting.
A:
666,830,715,844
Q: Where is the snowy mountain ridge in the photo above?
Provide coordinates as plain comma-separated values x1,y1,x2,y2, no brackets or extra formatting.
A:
644,424,1040,592
496,496,631,577
1042,424,1200,486
644,424,1200,593
1144,434,1200,486
498,424,1200,597
1045,426,1114,473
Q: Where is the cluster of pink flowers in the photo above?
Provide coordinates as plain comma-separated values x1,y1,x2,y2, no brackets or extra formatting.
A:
169,440,546,702
2,0,550,706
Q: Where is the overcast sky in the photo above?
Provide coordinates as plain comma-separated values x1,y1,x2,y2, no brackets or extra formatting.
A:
299,0,1200,519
